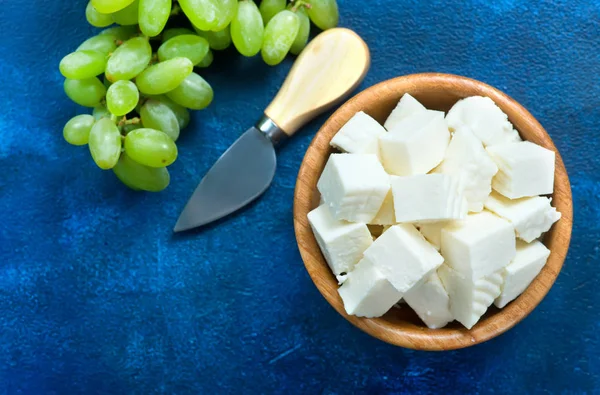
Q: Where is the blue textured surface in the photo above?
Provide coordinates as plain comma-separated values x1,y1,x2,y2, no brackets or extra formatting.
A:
0,0,598,393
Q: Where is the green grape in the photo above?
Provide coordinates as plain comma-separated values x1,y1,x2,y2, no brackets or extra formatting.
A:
231,0,264,57
289,5,310,55
195,26,231,50
307,0,339,30
124,128,178,167
105,37,152,81
162,27,195,42
64,78,107,107
155,95,191,128
63,114,95,146
166,73,213,110
135,57,193,95
197,49,213,68
111,0,139,25
259,0,286,25
139,0,171,37
113,153,170,192
157,35,209,65
59,50,107,80
140,100,180,141
99,26,138,41
93,105,112,120
212,0,237,31
77,35,117,55
122,122,143,134
92,0,136,14
86,1,113,27
88,117,122,170
179,0,220,31
106,80,139,116
261,11,300,66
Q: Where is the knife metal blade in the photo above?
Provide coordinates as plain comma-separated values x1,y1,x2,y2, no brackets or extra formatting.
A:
174,125,277,232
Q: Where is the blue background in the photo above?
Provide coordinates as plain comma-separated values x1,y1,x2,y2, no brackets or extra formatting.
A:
0,0,598,393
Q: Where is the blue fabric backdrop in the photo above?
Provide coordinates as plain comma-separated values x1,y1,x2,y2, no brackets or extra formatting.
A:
1,0,598,393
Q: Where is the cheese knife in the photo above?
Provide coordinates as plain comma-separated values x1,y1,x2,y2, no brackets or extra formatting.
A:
174,28,370,232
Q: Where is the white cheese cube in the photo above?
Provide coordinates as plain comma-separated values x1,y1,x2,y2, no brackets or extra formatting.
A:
379,111,450,176
487,141,556,199
384,93,427,131
338,257,402,318
435,127,498,212
307,204,373,276
418,222,446,250
484,191,561,242
438,264,503,329
403,271,453,329
317,154,390,223
445,96,522,146
330,111,386,155
495,240,550,308
391,174,467,223
364,224,444,293
441,211,516,279
369,190,395,225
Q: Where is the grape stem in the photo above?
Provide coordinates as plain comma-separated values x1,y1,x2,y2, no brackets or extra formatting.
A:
119,117,141,126
149,53,159,66
291,0,312,11
170,4,181,16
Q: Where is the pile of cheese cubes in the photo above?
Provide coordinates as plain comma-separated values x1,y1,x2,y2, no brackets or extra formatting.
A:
308,94,561,329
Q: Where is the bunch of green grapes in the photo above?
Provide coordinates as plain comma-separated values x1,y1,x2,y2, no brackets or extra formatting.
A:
62,0,339,192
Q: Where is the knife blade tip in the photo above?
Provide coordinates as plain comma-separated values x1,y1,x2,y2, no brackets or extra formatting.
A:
173,218,191,233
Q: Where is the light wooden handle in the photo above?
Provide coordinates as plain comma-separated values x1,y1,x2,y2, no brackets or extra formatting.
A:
264,28,370,137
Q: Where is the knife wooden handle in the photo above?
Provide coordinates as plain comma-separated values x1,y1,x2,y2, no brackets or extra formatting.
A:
264,28,370,137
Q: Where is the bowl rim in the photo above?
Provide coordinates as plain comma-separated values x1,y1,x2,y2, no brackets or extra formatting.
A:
293,72,573,351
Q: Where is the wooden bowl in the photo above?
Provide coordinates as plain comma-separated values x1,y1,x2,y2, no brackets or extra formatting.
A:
293,73,573,351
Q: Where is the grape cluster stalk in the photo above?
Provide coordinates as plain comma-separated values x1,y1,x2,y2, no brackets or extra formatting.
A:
62,0,339,192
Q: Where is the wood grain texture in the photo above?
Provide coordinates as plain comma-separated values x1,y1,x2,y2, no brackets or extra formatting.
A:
293,73,573,351
264,28,370,136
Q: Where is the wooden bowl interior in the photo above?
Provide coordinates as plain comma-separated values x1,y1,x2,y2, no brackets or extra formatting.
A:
294,73,573,351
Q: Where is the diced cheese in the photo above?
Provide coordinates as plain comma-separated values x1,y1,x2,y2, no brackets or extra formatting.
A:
338,257,402,318
330,111,386,155
364,224,444,293
418,222,446,250
403,271,453,329
317,154,390,223
495,240,550,308
438,264,504,329
484,191,561,242
487,141,556,199
379,110,450,176
307,204,373,275
369,190,396,225
310,94,561,324
445,96,522,146
384,93,427,131
441,211,516,279
435,127,498,212
391,174,467,223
